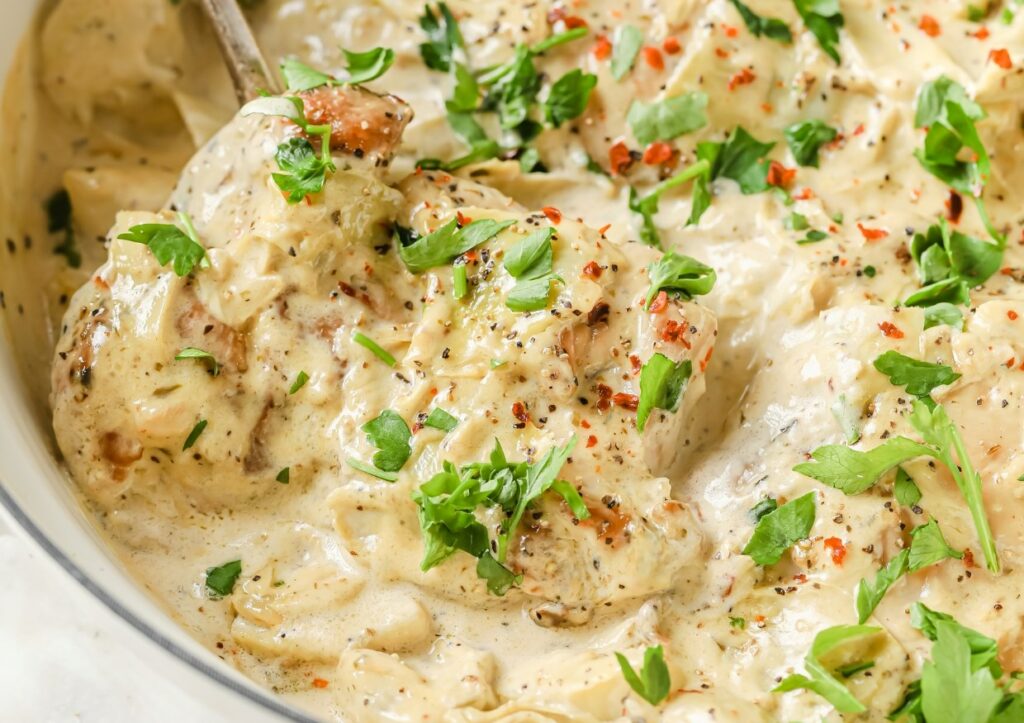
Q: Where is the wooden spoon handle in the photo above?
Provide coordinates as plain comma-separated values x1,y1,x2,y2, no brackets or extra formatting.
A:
198,0,282,104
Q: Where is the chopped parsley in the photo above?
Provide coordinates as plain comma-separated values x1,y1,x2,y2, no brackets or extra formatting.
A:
411,437,586,594
627,91,708,145
45,188,80,268
729,616,747,629
644,251,717,308
616,645,671,705
689,126,776,225
784,119,838,167
749,497,778,522
352,331,397,367
503,227,562,312
354,409,412,478
276,467,290,484
742,491,816,566
629,159,712,247
894,467,922,508
423,407,459,432
610,25,643,80
183,419,208,451
636,354,692,432
794,436,932,495
729,0,792,42
175,347,220,376
774,624,880,713
205,559,242,597
280,49,394,90
544,69,598,128
288,370,309,394
873,351,961,398
397,218,515,273
346,457,398,482
118,212,208,276
418,2,464,71
452,262,469,300
793,0,844,64
905,220,1002,312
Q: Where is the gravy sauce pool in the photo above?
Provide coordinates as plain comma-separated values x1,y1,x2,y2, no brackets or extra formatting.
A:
2,0,1024,720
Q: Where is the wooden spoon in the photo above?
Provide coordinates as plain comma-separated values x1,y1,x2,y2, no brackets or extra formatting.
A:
198,0,282,104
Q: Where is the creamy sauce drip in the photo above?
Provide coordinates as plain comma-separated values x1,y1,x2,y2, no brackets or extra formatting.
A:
1,0,1023,720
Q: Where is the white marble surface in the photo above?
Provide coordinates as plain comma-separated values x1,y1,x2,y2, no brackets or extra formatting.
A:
0,524,229,722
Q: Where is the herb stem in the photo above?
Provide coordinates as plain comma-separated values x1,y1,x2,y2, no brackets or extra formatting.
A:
531,27,589,55
649,158,712,199
452,263,468,299
352,331,397,367
945,426,1000,573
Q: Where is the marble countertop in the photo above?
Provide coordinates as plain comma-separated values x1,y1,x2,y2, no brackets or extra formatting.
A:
0,523,229,722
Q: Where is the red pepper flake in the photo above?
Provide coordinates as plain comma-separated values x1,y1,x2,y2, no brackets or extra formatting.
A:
1008,310,1019,321
918,15,940,37
612,392,639,411
542,206,562,224
456,211,472,226
973,26,990,40
722,23,739,38
586,434,598,448
564,15,588,29
629,354,642,373
760,102,774,114
728,67,756,91
700,346,714,372
945,190,963,223
1006,357,1016,368
648,290,669,314
858,223,889,241
511,401,529,423
592,35,612,60
963,549,975,568
661,320,691,348
989,48,1012,69
793,188,815,200
580,419,591,429
642,46,665,70
766,161,796,188
598,223,612,235
642,141,674,165
662,36,681,54
793,573,807,583
312,678,329,689
754,615,766,624
852,123,866,136
878,321,905,339
608,141,633,176
714,47,730,59
582,260,603,279
596,383,614,412
824,537,847,566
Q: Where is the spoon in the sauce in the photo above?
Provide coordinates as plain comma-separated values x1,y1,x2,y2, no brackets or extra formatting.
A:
198,0,282,104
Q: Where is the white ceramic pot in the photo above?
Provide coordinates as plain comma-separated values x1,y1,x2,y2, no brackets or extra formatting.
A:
0,4,304,720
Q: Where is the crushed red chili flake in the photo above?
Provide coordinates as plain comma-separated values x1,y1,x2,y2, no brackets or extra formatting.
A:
852,123,866,136
661,320,691,348
457,211,472,226
793,188,815,200
582,260,603,279
598,223,612,235
989,48,1012,69
824,537,847,566
586,434,598,448
312,678,329,689
564,15,588,29
643,141,674,165
580,419,591,429
761,102,773,114
648,290,669,313
629,355,642,373
612,393,639,411
722,23,739,38
858,223,889,241
511,401,529,422
642,46,664,70
945,191,963,223
918,15,940,36
592,35,613,60
662,36,681,54
608,141,633,176
596,383,613,412
963,549,975,568
766,161,796,188
878,321,905,339
1006,357,1016,368
714,47,730,59
1008,310,1019,321
542,206,563,224
973,27,990,40
728,67,756,91
700,346,714,372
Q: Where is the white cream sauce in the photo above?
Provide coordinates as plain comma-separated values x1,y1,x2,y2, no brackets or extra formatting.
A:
1,0,1023,720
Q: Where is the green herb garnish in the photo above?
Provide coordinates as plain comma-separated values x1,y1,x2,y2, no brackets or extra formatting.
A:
205,559,242,597
398,218,515,273
729,0,792,42
276,467,290,484
742,491,816,565
616,645,671,705
418,2,464,71
46,188,80,268
175,347,220,376
636,354,692,431
873,351,961,398
644,251,717,308
627,92,708,145
793,0,844,64
784,119,837,167
352,331,397,367
118,212,208,276
610,25,643,80
774,624,880,713
183,419,207,451
544,69,597,128
423,407,459,432
289,370,309,394
503,227,562,312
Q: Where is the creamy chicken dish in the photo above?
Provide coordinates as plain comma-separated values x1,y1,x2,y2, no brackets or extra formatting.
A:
2,0,1023,719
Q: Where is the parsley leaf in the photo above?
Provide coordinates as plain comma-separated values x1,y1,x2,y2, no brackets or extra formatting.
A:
289,370,309,394
909,519,963,570
729,0,792,41
272,137,333,203
280,57,334,92
918,616,1004,723
856,548,909,624
205,559,242,597
629,159,713,247
361,410,411,473
913,77,1004,245
793,436,932,495
894,467,922,508
342,47,395,85
774,624,880,713
873,351,961,398
784,119,837,167
352,331,397,367
423,407,459,432
905,220,1003,309
419,2,464,72
347,457,398,482
610,25,643,80
636,354,692,431
476,552,522,595
793,0,845,64
183,419,207,451
627,92,708,145
616,645,671,705
644,251,717,308
504,228,562,312
175,347,220,376
924,302,964,331
544,69,597,128
398,218,515,273
118,212,208,276
688,127,776,224
742,491,816,565
749,497,778,522
276,467,290,484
